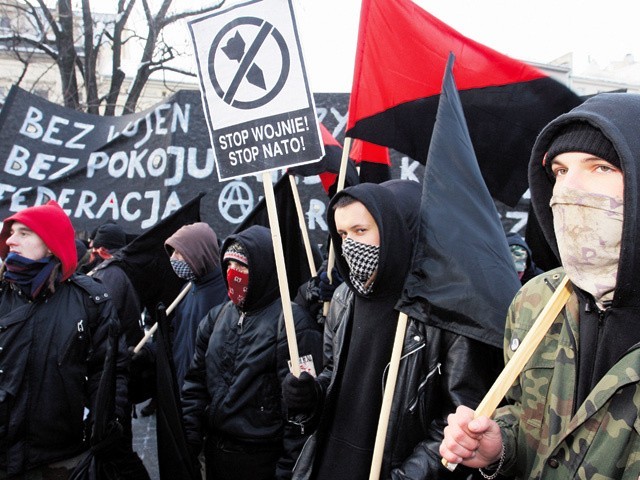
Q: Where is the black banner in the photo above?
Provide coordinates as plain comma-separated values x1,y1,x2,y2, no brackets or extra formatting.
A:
0,86,529,249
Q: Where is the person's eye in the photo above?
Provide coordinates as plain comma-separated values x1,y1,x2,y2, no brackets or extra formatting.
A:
595,164,615,173
552,167,567,177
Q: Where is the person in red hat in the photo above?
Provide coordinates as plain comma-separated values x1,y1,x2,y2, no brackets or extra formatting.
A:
0,201,129,479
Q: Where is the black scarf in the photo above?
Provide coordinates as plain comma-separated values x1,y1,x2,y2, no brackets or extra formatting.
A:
3,253,59,299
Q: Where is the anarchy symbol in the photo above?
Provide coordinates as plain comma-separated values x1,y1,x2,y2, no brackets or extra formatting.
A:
209,17,290,110
218,181,254,224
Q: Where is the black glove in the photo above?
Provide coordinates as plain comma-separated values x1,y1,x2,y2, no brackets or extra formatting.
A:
128,345,150,362
281,372,319,412
318,268,343,301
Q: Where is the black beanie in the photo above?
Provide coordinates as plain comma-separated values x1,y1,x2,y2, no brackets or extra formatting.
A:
545,123,620,178
93,223,127,251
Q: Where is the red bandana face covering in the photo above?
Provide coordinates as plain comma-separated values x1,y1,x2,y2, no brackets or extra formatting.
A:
227,267,249,307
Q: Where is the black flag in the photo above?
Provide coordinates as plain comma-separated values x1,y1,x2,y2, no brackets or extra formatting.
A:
110,193,204,314
397,53,521,349
155,304,201,480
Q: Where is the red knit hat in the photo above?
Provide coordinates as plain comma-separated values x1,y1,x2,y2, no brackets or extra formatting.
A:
0,201,77,281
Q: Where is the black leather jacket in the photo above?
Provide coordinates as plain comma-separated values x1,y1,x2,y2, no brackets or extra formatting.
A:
293,284,501,480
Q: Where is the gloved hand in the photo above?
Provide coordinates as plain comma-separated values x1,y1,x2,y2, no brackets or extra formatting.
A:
281,372,319,412
127,345,149,362
318,268,343,301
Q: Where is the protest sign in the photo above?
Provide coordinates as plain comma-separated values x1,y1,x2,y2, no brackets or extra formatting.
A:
188,0,324,180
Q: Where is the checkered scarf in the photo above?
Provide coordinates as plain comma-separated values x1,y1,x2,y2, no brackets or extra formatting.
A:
170,259,196,281
341,237,379,295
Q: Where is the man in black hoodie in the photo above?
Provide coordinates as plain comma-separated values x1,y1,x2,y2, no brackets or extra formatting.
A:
283,180,500,479
181,225,323,480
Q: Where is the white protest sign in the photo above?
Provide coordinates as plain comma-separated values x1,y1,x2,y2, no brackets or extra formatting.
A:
189,0,324,181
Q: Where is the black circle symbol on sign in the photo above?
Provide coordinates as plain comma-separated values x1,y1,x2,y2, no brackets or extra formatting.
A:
209,17,290,110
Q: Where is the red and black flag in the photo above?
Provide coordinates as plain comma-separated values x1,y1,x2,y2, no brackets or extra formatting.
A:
397,54,521,349
347,0,582,206
288,123,359,195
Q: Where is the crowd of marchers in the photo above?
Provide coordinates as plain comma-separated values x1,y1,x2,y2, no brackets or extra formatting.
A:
0,93,639,480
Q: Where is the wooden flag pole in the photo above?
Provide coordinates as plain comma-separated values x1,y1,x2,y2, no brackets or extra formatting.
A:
369,312,409,480
442,276,572,471
133,281,193,353
263,171,301,376
323,136,353,316
289,174,317,277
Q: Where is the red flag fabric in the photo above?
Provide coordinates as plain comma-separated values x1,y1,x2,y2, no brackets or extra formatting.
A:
349,138,391,165
347,0,582,206
288,123,359,194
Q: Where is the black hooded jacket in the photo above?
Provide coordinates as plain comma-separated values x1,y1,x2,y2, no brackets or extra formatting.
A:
181,225,322,479
293,181,499,480
528,92,640,409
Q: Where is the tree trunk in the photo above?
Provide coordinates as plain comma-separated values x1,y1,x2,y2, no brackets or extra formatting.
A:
56,0,80,110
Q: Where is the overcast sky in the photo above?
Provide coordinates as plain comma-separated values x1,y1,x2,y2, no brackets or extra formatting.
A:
294,0,640,92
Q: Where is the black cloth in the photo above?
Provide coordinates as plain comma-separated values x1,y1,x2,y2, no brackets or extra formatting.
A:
0,274,128,477
205,434,280,480
181,225,323,480
528,92,640,411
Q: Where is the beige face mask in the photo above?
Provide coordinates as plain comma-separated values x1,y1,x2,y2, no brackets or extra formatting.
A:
550,187,623,307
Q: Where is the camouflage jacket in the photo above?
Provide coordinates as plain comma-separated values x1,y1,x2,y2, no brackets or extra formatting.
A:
494,268,640,480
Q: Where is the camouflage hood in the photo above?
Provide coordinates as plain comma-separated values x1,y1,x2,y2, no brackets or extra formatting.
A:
529,93,640,310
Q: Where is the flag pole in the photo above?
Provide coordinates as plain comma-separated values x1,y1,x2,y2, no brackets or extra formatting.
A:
442,276,572,471
369,312,408,480
288,174,317,277
133,281,193,353
323,136,353,315
263,171,302,376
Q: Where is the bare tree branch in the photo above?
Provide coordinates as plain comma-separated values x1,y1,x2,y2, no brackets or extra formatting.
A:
2,0,227,114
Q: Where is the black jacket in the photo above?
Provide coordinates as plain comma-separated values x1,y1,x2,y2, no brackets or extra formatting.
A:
181,225,323,479
0,274,128,476
293,284,501,480
171,268,227,388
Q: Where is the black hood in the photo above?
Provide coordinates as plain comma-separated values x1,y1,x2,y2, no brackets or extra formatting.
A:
529,92,640,309
328,180,422,298
220,225,279,312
